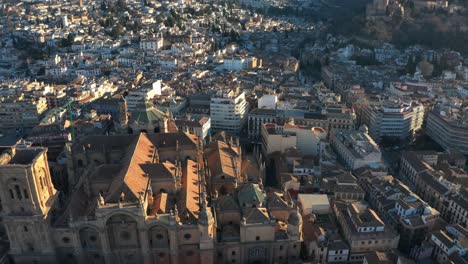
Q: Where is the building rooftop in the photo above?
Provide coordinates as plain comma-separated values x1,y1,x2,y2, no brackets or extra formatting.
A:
334,130,381,159
0,147,45,166
431,104,468,129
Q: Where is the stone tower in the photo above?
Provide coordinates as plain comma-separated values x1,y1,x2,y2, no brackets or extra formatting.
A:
198,192,215,264
0,147,57,264
287,207,303,240
118,95,128,129
65,142,75,192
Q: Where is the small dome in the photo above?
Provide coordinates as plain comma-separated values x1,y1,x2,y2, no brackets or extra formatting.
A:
288,208,302,226
198,205,213,225
198,193,213,225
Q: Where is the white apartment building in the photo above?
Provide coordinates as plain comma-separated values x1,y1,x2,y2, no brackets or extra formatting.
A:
125,80,162,111
327,241,350,263
46,65,68,76
0,95,48,129
426,105,468,155
222,56,257,71
139,34,164,50
361,99,424,143
210,90,249,134
431,225,468,263
159,58,177,68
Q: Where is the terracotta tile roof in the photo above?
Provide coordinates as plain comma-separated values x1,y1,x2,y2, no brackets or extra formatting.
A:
178,160,200,219
241,158,260,182
90,164,122,184
105,133,153,202
146,132,198,148
73,134,138,151
206,140,239,179
140,160,176,181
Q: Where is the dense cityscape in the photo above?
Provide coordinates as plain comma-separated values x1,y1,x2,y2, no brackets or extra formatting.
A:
0,0,467,263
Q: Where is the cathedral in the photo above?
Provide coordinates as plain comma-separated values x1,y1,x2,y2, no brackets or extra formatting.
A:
0,131,303,264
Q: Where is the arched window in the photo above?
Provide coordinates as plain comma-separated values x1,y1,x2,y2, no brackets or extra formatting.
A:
23,189,29,199
14,185,22,200
39,177,44,190
9,189,14,199
149,226,170,249
106,214,139,249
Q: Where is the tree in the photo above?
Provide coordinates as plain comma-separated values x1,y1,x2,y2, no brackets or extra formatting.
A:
405,57,417,75
229,29,239,43
417,60,434,78
109,25,124,38
117,0,127,11
211,41,218,51
100,1,107,11
313,59,321,71
62,33,75,47
164,16,174,27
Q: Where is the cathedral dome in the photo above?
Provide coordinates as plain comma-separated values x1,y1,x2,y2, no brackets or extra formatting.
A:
288,208,302,226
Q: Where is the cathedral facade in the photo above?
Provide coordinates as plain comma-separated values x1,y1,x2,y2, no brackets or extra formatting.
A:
0,132,302,264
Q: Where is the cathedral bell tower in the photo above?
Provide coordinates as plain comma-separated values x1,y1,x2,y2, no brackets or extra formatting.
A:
0,147,58,264
198,192,215,264
287,207,303,240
